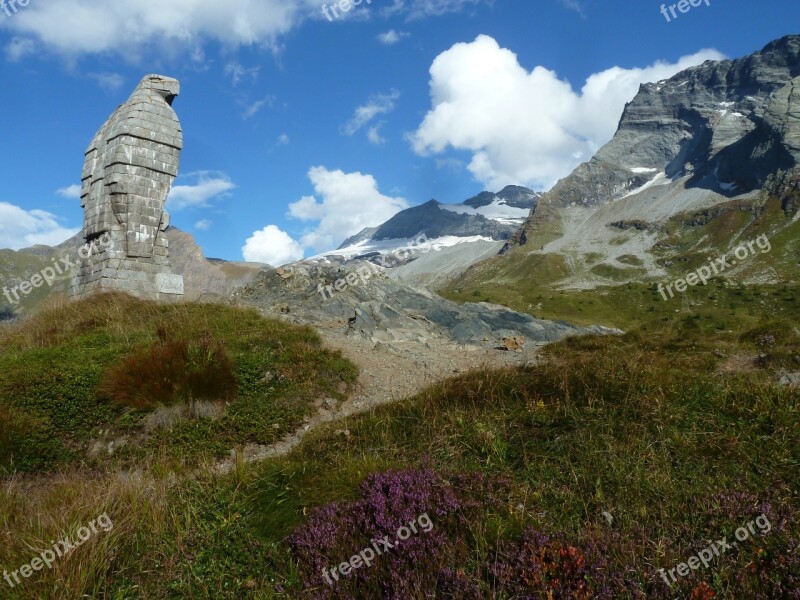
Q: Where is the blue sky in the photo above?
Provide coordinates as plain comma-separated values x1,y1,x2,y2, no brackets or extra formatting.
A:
0,0,797,265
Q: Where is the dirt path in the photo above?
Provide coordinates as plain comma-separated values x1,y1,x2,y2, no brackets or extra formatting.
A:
214,321,543,473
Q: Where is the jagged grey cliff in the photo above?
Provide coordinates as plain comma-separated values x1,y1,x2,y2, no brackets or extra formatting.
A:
497,35,799,288
70,74,185,302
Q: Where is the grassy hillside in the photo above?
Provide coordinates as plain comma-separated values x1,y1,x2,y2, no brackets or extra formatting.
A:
0,293,797,598
443,279,798,331
0,246,72,318
442,194,799,330
0,293,357,475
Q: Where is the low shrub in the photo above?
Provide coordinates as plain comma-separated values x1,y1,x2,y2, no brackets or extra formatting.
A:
288,467,508,599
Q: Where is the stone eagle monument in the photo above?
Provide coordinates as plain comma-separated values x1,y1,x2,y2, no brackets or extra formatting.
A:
70,74,185,301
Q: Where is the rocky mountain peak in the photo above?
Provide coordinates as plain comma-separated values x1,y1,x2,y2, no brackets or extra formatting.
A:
335,187,538,252
506,34,800,253
465,185,541,210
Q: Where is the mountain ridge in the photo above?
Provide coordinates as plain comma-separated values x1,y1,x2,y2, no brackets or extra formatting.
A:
464,34,800,295
506,34,800,256
337,185,539,250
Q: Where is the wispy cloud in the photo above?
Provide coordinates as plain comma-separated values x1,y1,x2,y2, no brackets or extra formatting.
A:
167,171,235,211
242,95,277,120
56,184,82,199
395,0,491,20
342,89,400,136
268,133,291,153
435,157,465,171
5,37,34,62
87,72,125,93
225,61,260,86
377,29,409,45
367,125,386,145
559,0,586,17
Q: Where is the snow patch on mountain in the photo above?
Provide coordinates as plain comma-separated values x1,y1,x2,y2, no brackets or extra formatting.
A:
311,234,496,261
622,172,670,199
439,198,531,225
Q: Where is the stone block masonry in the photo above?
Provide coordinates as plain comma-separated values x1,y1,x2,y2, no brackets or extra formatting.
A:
70,74,185,302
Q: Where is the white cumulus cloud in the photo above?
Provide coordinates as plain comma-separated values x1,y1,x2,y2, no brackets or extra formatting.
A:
0,0,329,59
410,35,726,190
0,202,79,250
1,0,488,60
289,166,408,252
245,167,408,262
242,225,304,266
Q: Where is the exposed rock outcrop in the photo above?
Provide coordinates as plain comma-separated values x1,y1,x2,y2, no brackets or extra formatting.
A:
164,228,267,301
235,262,618,346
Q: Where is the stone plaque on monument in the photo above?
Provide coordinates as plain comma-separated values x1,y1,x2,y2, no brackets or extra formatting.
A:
70,74,185,302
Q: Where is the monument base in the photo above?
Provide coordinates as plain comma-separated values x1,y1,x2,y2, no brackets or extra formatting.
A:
69,226,184,303
69,261,184,302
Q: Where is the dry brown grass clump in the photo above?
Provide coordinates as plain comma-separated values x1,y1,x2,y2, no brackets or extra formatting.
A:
96,330,237,410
